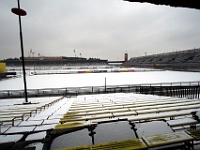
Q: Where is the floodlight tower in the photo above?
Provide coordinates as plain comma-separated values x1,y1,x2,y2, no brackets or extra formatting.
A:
11,0,29,103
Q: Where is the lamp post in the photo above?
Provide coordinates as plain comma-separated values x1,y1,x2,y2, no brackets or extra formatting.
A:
11,0,29,103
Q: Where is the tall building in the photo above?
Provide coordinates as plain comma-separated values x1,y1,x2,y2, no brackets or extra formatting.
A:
124,53,128,62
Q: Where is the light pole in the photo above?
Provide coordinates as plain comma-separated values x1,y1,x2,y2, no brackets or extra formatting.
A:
11,0,29,103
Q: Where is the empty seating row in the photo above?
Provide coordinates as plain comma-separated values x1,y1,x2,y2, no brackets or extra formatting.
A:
57,93,200,130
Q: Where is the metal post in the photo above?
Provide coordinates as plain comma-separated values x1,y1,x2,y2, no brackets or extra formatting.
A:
17,0,28,103
198,82,200,99
105,77,107,93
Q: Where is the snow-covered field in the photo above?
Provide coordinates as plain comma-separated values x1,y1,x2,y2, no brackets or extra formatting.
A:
1,69,200,149
1,70,200,90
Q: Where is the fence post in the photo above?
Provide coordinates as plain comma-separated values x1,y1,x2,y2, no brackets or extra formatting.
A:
65,88,67,96
198,82,200,99
105,77,107,93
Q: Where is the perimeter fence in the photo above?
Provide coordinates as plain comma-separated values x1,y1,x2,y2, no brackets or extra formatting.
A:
0,81,200,99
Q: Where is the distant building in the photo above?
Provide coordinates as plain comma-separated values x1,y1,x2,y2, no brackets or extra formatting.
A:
23,56,86,61
124,53,128,62
3,56,108,66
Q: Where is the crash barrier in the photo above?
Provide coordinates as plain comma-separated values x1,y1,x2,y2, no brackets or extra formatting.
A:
0,81,200,99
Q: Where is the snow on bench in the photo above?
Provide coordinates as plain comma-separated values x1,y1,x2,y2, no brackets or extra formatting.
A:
157,105,200,113
129,110,196,122
112,111,137,117
60,113,114,123
167,117,198,130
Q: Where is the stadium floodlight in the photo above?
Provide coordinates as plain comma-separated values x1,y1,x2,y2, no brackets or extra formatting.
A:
11,0,29,104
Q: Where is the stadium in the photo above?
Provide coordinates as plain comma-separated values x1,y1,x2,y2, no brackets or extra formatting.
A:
1,0,200,150
1,47,200,150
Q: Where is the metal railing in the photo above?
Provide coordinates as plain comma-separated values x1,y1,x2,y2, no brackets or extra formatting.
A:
0,81,200,99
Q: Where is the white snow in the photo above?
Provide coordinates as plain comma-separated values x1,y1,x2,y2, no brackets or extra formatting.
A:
26,131,46,141
6,126,36,134
19,120,43,126
1,71,200,90
34,124,56,131
42,119,60,125
167,118,198,126
0,134,23,143
1,70,200,148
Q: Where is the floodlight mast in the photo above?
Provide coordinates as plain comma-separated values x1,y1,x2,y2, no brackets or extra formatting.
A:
11,0,28,103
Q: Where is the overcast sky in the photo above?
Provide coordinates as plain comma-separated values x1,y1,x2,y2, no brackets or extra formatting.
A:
1,0,200,60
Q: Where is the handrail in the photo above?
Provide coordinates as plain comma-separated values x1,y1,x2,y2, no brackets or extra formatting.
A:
0,81,200,99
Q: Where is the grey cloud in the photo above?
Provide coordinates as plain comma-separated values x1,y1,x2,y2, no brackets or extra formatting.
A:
1,0,200,60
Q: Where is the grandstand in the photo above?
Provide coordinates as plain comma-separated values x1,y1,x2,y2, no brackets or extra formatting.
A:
123,48,200,71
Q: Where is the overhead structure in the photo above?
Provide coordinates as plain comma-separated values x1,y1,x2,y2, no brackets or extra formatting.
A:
124,0,200,10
